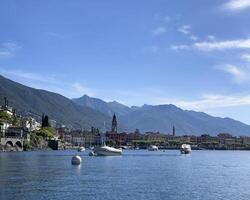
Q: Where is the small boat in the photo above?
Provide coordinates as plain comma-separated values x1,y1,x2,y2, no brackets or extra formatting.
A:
180,144,192,154
93,145,122,156
78,146,85,152
148,145,158,151
89,151,96,156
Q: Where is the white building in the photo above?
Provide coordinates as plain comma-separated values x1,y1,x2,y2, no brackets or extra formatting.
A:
0,120,11,137
25,118,41,131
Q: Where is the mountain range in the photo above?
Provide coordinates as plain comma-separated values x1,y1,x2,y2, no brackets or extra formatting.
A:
1,74,250,136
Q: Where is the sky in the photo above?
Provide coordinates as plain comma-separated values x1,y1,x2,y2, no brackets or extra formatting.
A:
1,0,250,124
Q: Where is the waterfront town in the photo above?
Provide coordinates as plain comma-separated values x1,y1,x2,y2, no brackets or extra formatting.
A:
1,97,250,151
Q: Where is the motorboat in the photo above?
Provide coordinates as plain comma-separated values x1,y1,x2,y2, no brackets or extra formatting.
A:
78,146,85,152
180,144,192,154
93,145,122,156
148,145,158,151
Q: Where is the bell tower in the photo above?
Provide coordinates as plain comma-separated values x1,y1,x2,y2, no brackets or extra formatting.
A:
111,114,117,133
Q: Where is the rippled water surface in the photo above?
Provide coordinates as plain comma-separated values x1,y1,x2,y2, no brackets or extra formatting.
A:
1,150,250,200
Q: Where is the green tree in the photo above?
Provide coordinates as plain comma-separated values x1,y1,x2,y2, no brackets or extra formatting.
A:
42,115,50,127
0,111,12,122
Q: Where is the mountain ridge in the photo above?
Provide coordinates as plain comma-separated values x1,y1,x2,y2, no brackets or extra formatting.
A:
1,74,250,136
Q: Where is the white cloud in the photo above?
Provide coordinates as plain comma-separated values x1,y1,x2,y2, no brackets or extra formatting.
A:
194,38,250,51
189,35,198,41
156,94,250,111
72,82,95,97
207,35,216,41
178,25,191,35
170,45,190,50
0,68,56,83
152,26,167,36
0,42,21,59
0,68,96,98
0,51,12,58
241,53,250,62
170,38,250,52
178,25,198,41
223,0,250,11
215,64,249,83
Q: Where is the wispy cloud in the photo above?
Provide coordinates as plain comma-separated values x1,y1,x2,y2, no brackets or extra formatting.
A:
207,35,216,41
241,53,250,62
0,68,56,83
170,45,190,50
215,64,249,83
178,25,198,41
156,93,250,111
0,68,96,98
178,25,191,35
171,38,250,51
115,87,250,113
71,82,95,97
194,38,250,51
152,26,167,36
189,35,198,41
223,0,250,11
0,42,21,59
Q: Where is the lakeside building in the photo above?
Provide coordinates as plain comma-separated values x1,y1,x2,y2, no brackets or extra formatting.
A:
24,117,41,132
0,120,10,138
59,114,250,149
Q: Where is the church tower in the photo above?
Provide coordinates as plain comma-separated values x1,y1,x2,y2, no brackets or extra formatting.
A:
173,126,175,137
111,114,117,133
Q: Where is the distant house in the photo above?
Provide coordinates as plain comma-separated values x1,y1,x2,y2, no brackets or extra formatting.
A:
218,133,233,139
71,131,85,146
240,136,250,145
25,117,41,131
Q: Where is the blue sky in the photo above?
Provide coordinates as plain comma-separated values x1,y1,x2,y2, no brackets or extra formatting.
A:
1,0,250,123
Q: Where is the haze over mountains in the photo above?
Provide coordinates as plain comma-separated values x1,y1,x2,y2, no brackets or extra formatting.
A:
1,74,250,136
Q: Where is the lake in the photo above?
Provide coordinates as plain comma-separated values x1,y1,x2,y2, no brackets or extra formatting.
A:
1,150,250,200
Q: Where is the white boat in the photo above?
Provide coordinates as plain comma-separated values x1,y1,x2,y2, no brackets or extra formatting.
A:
180,144,192,154
93,145,122,156
121,145,129,150
148,145,158,151
78,146,85,152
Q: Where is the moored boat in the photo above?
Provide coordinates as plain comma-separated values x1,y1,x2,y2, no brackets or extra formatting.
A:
93,145,122,156
180,144,191,154
148,145,158,151
78,146,85,152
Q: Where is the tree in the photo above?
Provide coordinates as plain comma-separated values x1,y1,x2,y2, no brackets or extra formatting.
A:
42,115,50,127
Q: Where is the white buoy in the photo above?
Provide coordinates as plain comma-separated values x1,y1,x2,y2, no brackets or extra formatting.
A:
71,155,82,165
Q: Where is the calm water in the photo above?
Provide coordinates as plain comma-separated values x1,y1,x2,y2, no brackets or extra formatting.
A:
1,150,250,200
